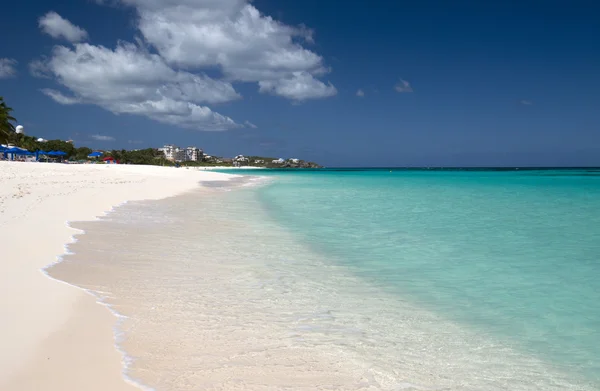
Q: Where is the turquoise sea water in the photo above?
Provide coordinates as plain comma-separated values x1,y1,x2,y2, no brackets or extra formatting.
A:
51,168,600,390
228,168,600,385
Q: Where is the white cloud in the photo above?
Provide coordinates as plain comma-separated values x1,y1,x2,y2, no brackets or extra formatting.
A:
356,89,365,97
244,120,257,128
41,88,80,105
32,1,335,131
259,71,336,101
29,59,52,78
111,0,336,100
33,42,241,130
520,100,533,105
0,58,18,78
395,79,413,93
39,11,89,42
91,134,116,141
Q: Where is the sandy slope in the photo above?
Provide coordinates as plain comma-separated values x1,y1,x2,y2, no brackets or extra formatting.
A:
0,162,233,390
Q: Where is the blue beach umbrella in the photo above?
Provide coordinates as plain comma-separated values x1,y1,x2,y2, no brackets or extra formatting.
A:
4,147,29,160
88,151,103,158
35,150,49,161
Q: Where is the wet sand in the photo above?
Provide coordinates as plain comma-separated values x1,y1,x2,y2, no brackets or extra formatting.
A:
0,162,233,390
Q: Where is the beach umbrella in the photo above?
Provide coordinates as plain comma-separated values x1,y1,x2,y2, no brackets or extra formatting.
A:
5,148,29,157
54,151,67,156
3,147,29,161
35,150,48,161
88,151,103,158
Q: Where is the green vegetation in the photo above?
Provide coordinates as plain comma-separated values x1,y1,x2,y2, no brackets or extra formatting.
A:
4,133,77,156
1,97,321,168
243,156,322,168
106,148,174,166
179,160,231,167
0,97,16,144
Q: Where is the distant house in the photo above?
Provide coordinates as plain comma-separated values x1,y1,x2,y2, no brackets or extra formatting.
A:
160,145,177,161
185,146,203,161
174,148,186,162
272,158,285,164
161,144,203,162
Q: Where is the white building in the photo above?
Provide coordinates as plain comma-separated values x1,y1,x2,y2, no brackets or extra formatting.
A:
232,155,249,167
160,145,177,161
272,158,285,164
175,149,186,162
185,146,203,162
160,145,203,162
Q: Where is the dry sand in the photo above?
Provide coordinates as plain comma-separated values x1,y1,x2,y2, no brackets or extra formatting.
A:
0,161,233,390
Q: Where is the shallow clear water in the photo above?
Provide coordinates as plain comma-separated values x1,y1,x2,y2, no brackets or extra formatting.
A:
49,169,600,390
253,169,600,383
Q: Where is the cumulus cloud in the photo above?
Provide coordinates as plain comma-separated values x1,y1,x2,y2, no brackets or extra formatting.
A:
33,42,241,130
32,3,335,131
0,58,18,78
113,0,336,100
259,72,336,101
91,134,115,141
395,79,413,93
244,120,258,128
356,89,365,97
520,100,533,105
39,11,89,42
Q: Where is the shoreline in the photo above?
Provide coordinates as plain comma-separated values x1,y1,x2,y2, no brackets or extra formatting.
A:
0,161,236,390
41,175,594,391
39,227,158,391
193,166,266,170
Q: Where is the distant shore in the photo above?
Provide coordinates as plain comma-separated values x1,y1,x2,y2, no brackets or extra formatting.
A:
0,161,235,390
192,166,266,170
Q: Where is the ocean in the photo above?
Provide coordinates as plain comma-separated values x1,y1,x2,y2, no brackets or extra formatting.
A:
48,169,600,390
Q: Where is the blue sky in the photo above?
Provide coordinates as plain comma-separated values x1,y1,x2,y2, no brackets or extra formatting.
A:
1,0,599,167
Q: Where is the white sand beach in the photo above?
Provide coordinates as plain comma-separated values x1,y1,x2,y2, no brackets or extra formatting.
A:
0,161,233,391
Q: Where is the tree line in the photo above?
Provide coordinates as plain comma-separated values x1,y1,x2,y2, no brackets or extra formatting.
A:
1,96,171,165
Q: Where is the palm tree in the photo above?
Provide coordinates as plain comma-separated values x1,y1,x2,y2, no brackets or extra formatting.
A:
0,96,17,144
